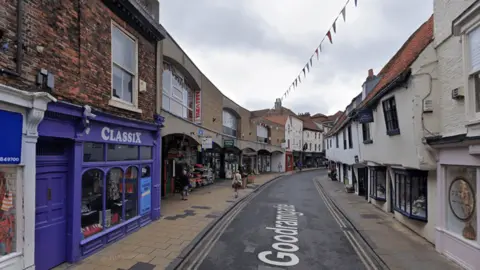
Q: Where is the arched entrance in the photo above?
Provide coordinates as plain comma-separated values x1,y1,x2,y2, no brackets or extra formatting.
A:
222,146,241,179
241,148,256,174
257,149,272,173
203,142,222,180
162,133,199,197
271,150,285,172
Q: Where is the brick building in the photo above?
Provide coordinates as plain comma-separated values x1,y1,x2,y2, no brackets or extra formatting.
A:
160,32,286,192
0,0,167,269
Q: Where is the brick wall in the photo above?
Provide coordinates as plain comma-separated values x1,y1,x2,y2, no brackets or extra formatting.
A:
0,0,157,122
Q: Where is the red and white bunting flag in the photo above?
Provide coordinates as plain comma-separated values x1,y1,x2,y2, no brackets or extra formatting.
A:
315,48,319,60
309,57,313,67
333,20,337,33
327,31,333,44
306,63,310,73
341,7,346,22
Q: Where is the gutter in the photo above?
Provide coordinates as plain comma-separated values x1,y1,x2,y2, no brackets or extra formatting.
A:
0,0,24,77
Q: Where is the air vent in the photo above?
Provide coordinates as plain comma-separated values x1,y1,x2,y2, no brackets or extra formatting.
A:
452,87,465,100
423,99,433,113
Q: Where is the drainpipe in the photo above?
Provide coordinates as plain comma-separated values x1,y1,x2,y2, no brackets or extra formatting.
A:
0,0,24,77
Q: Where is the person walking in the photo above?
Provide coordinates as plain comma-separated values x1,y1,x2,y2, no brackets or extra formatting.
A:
181,169,190,201
232,170,242,198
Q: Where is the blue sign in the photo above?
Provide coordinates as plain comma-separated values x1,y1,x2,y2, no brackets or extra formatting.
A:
0,110,23,164
198,129,204,136
140,177,151,215
357,108,374,123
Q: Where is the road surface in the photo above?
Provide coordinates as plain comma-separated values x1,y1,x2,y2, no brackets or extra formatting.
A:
178,170,381,270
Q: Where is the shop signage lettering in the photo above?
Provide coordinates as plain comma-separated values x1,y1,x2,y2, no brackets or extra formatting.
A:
224,139,234,148
0,110,23,165
195,91,201,124
101,127,142,144
357,108,374,123
258,204,303,267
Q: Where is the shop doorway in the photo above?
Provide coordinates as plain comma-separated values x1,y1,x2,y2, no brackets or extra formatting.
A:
257,150,272,173
358,167,368,200
35,138,70,270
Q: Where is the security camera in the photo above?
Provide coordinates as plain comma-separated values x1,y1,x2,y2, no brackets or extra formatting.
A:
83,105,96,119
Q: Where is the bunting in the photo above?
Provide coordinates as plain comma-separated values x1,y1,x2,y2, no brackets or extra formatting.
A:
269,0,360,112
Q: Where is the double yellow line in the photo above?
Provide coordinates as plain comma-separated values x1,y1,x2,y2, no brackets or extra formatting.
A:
312,179,379,270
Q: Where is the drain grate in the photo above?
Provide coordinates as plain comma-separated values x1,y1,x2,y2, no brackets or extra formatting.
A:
360,214,380,219
191,206,212,210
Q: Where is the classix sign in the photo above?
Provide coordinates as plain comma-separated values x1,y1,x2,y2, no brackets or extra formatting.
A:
195,91,201,124
0,110,23,164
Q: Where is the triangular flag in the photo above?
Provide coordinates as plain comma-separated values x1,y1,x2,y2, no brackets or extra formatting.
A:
319,43,322,52
306,63,310,73
327,31,333,44
315,48,319,60
302,67,306,77
298,76,302,83
354,0,358,7
333,21,337,33
309,57,313,67
341,7,346,22
294,79,298,87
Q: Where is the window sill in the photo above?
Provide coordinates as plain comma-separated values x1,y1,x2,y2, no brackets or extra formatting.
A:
363,139,373,144
394,207,427,222
80,215,142,245
109,99,142,113
369,195,386,201
386,129,400,136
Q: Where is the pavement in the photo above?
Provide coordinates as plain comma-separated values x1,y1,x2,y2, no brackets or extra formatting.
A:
316,176,462,270
58,171,296,270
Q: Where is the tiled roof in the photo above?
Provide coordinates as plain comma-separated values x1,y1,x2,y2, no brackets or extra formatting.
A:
326,15,434,137
298,115,322,131
265,115,289,126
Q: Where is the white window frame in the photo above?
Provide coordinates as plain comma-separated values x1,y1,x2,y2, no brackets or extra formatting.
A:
162,69,193,120
109,21,141,113
463,22,480,121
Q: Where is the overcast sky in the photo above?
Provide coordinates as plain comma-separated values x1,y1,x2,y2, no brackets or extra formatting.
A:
159,0,433,115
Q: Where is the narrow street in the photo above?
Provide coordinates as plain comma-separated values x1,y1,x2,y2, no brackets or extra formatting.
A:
177,170,382,270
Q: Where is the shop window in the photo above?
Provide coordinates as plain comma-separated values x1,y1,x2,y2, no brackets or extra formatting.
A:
81,169,104,239
446,166,477,242
140,146,153,160
162,65,194,121
369,167,386,201
0,167,17,256
124,166,138,220
393,170,428,221
107,144,138,161
382,97,400,135
106,168,124,227
83,142,104,162
111,23,138,107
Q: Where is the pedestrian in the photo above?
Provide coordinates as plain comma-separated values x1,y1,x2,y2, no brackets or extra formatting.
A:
180,169,190,201
232,170,242,198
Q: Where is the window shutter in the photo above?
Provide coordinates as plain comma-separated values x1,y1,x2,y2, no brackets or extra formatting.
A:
469,27,480,73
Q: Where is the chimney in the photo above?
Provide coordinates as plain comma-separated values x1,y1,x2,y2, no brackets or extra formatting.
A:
368,69,374,79
274,98,282,110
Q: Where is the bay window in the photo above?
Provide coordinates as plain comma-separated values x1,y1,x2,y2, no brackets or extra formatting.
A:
162,63,194,120
369,167,386,201
223,110,238,137
111,23,138,109
81,143,153,240
393,169,428,221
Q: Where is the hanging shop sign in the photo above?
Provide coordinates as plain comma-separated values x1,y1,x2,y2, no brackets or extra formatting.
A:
140,176,152,215
224,139,235,148
357,108,374,123
0,110,23,164
201,137,213,149
195,91,201,124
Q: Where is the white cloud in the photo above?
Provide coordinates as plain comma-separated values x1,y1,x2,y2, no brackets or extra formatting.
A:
160,0,433,115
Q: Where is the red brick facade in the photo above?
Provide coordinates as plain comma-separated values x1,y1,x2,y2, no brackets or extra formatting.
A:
0,0,158,122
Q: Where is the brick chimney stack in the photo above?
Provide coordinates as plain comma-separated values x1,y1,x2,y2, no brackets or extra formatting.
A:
368,69,374,79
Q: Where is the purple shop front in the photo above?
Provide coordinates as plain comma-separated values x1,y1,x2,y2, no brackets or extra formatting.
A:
34,101,163,269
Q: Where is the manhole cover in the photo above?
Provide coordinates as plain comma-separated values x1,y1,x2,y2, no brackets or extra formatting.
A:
360,214,380,219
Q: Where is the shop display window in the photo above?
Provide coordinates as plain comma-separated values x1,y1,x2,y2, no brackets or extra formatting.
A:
81,169,104,239
446,166,477,242
393,169,428,221
82,143,152,240
369,167,386,201
0,167,16,256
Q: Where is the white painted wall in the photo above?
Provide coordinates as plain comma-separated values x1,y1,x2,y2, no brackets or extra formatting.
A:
285,116,303,152
302,130,323,153
434,0,475,137
326,122,361,166
360,43,440,170
271,153,285,172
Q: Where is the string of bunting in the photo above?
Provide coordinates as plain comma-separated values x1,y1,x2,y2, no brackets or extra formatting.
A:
271,0,359,110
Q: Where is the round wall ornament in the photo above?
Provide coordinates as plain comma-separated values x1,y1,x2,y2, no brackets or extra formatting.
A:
448,177,476,221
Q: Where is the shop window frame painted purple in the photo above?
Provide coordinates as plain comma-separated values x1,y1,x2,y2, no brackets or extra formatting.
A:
37,101,164,263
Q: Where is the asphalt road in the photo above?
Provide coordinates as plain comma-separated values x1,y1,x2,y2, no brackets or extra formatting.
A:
197,170,368,270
